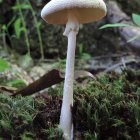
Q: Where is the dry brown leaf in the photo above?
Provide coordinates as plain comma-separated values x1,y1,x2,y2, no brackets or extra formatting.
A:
13,69,95,96
0,85,17,95
13,69,64,96
74,70,96,80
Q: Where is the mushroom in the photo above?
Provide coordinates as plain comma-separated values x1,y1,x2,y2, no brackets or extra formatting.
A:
41,0,107,139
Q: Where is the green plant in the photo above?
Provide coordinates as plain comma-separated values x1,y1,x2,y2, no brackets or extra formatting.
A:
99,13,140,42
0,17,15,50
27,0,44,60
0,58,11,72
12,0,31,56
132,13,140,27
78,43,91,60
14,18,22,39
12,0,44,59
0,57,27,88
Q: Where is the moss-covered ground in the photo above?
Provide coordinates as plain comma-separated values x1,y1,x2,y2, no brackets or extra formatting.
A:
0,70,140,140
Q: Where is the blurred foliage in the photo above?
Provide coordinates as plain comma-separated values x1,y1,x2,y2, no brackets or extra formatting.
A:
0,58,27,88
1,0,139,60
132,13,140,27
0,0,134,59
0,0,45,59
0,59,11,72
99,13,140,43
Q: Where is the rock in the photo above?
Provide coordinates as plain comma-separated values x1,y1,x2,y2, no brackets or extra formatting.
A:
107,1,140,53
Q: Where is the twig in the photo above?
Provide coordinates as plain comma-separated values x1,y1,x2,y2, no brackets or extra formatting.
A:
103,58,136,73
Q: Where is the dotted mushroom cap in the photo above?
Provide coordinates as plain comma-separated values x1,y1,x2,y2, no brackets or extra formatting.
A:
41,0,107,24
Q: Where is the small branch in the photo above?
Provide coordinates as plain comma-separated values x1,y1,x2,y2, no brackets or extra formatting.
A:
103,59,136,73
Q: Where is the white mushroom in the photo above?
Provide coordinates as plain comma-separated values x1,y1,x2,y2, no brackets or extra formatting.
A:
41,0,107,139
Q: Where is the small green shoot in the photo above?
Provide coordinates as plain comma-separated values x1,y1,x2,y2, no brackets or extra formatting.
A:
132,13,140,27
14,18,22,39
78,43,91,60
12,0,31,56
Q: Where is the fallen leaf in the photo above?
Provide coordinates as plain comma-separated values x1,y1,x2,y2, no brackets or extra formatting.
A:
13,69,64,96
0,85,17,95
74,70,96,80
13,69,95,96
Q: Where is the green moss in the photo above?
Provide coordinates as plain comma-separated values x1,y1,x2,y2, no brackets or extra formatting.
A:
0,94,62,139
73,70,140,139
0,70,140,139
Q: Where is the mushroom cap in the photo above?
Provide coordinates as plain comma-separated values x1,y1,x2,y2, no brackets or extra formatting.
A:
41,0,107,24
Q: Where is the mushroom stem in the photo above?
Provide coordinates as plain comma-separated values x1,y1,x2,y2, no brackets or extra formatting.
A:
60,11,79,140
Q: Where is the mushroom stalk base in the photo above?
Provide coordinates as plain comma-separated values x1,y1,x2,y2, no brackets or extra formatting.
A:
60,13,79,140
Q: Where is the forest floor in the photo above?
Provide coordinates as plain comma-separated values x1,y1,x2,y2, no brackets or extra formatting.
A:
0,65,140,139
